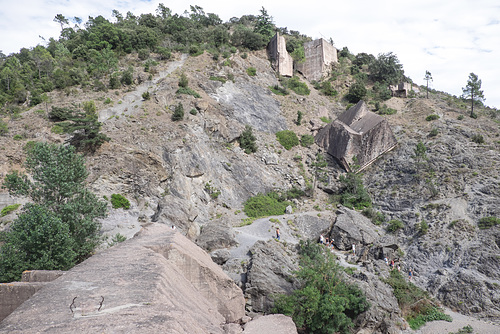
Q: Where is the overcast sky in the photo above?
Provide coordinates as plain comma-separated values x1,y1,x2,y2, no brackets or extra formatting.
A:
1,0,499,108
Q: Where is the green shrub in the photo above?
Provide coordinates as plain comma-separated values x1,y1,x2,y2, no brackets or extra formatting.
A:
276,130,299,150
243,192,292,218
478,216,499,229
138,48,150,60
270,84,289,96
209,76,226,83
272,241,369,334
178,73,188,88
471,134,484,144
296,110,303,125
387,219,404,232
457,114,464,120
425,114,440,121
286,76,310,96
419,220,429,234
320,116,332,123
300,134,314,147
176,87,201,98
239,125,257,154
189,108,197,115
362,207,385,225
142,91,150,100
246,67,257,76
383,270,450,330
1,204,21,217
429,128,439,137
104,97,112,104
51,125,65,134
339,172,372,210
377,104,397,115
108,233,127,247
0,119,8,136
204,181,221,199
13,134,23,141
172,103,184,121
110,194,130,209
241,52,248,59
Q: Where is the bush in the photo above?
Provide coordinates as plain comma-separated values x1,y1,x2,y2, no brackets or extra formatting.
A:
121,68,134,85
478,216,500,229
142,91,150,100
172,103,184,121
239,125,257,154
270,84,289,96
138,48,150,60
300,134,314,147
276,130,299,150
429,128,439,137
296,110,303,125
387,219,404,232
243,192,292,218
457,115,465,120
339,172,372,210
246,67,257,76
286,76,310,96
111,194,130,209
362,207,385,225
377,104,397,115
189,108,197,115
471,134,484,144
0,203,21,217
0,119,8,136
176,87,201,98
272,241,369,334
178,73,189,88
425,114,440,121
419,220,429,234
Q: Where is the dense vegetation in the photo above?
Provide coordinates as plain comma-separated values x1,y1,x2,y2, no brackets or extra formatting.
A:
273,241,369,333
0,142,107,282
243,188,304,218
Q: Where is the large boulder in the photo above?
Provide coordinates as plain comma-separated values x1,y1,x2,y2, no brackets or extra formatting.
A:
331,207,382,251
244,240,299,313
0,223,245,333
243,314,297,334
196,218,238,252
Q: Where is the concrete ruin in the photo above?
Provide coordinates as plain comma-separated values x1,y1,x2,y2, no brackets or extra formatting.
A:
389,82,420,98
266,32,294,77
267,34,337,80
296,38,338,81
315,101,397,172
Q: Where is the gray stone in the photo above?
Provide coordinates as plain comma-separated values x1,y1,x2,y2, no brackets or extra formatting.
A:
243,314,297,334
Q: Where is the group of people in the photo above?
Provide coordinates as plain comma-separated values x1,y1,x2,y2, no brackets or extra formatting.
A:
384,257,414,280
319,234,335,251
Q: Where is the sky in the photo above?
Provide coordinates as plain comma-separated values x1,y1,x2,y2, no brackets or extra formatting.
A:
1,0,499,108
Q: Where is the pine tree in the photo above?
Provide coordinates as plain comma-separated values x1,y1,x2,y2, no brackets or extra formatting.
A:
462,73,485,118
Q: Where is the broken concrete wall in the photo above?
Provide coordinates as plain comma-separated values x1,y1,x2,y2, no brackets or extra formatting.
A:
267,32,293,77
296,38,338,81
390,82,419,98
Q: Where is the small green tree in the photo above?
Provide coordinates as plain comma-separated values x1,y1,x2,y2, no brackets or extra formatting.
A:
2,142,107,264
346,82,367,103
423,71,432,99
462,72,485,118
0,204,76,282
172,103,184,121
296,110,303,125
253,7,275,39
369,52,404,85
239,125,257,154
178,72,188,88
273,241,369,334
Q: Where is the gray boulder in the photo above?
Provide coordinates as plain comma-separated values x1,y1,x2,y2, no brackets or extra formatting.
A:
243,314,297,334
245,240,299,313
196,218,238,252
331,207,382,251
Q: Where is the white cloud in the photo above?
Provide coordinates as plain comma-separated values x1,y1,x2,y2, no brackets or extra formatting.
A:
1,0,499,108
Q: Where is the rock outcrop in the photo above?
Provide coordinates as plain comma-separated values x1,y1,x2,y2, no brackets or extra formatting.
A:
0,224,246,333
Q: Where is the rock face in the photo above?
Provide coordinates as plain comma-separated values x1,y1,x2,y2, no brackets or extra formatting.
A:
245,240,299,313
0,223,246,333
243,314,298,334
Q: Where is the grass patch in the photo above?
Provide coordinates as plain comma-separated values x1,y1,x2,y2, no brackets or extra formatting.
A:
478,216,499,229
176,87,201,98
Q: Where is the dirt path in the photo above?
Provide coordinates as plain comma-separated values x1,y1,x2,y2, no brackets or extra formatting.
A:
98,54,187,122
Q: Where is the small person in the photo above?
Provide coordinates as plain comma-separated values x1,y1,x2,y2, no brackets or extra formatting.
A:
384,257,389,266
408,268,413,281
319,234,325,244
397,265,401,272
352,243,356,256
390,259,395,270
276,228,280,241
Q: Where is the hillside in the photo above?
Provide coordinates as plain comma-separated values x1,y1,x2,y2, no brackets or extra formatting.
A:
1,8,500,334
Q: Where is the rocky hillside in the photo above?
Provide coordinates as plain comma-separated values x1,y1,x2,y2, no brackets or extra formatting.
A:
1,47,499,333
